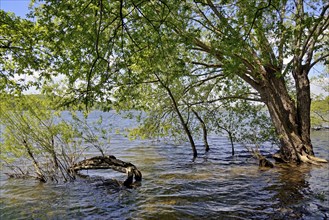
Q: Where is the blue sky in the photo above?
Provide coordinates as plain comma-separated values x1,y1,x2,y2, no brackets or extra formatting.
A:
0,0,31,18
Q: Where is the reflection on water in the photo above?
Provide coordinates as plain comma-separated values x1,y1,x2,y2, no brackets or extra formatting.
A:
1,112,328,219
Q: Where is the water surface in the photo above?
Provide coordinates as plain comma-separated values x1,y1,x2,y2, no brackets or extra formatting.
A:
1,111,328,219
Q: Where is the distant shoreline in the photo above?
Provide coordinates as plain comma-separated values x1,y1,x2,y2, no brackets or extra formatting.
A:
311,126,329,131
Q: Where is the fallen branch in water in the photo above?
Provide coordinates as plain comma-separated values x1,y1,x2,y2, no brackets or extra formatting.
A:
70,155,142,187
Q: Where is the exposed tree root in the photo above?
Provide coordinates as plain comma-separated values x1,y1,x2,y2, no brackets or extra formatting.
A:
273,150,328,165
298,153,328,165
307,155,328,163
248,147,274,168
259,157,274,168
272,153,287,163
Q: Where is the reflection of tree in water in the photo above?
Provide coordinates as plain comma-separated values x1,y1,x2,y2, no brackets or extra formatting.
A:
266,165,312,219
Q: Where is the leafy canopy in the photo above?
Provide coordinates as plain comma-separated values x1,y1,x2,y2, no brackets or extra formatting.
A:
1,0,328,152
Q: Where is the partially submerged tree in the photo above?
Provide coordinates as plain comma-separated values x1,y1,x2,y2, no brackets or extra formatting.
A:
0,95,78,181
1,0,328,164
168,0,329,163
0,94,112,182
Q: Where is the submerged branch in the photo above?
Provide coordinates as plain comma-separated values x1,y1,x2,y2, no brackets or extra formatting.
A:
71,155,142,187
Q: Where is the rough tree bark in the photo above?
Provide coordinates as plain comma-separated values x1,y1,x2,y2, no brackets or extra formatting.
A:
256,68,326,164
197,0,329,164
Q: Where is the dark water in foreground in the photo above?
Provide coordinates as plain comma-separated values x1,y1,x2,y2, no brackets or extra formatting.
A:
1,111,328,219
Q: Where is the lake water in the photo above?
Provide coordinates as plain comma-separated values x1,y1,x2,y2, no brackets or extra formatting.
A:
1,111,328,219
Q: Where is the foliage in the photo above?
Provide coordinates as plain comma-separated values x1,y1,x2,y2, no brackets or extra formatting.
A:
0,94,109,182
310,72,329,128
127,75,277,154
311,96,329,127
1,0,328,160
0,9,50,94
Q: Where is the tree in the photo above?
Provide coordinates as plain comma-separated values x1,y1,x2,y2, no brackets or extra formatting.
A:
145,0,328,163
2,0,328,164
0,94,111,182
168,0,328,163
0,10,50,94
0,94,79,181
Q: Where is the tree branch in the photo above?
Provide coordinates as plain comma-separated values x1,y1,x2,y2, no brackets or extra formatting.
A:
191,61,222,68
302,4,329,59
310,53,329,69
303,4,329,67
188,94,263,106
184,73,225,94
313,111,329,123
243,0,274,40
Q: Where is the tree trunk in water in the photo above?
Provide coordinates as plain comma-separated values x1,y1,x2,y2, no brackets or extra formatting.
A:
155,74,198,158
192,109,210,152
294,67,313,155
258,72,317,163
23,140,46,182
169,94,197,158
228,131,234,156
182,121,198,158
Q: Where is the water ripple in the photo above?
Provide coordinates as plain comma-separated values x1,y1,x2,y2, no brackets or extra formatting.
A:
1,113,328,219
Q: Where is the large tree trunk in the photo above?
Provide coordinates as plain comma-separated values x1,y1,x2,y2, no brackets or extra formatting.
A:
257,70,322,164
294,66,313,155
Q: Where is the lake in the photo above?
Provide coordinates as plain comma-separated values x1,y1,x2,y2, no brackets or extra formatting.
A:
1,111,328,219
